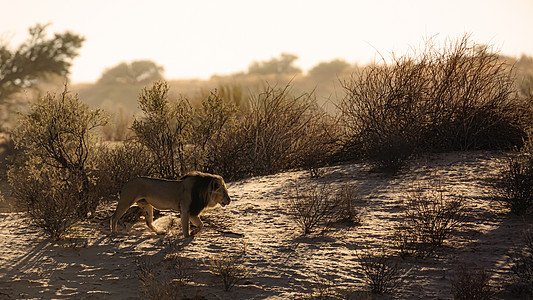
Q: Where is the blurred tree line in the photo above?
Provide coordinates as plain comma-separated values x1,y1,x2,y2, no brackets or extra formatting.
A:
76,52,356,117
3,24,533,134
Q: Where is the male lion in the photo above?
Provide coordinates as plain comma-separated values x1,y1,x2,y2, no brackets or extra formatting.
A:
110,172,231,237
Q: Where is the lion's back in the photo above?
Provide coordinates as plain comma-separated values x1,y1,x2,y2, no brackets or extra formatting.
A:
121,177,182,203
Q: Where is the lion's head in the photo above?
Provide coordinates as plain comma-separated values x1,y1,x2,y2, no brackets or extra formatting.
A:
208,176,231,207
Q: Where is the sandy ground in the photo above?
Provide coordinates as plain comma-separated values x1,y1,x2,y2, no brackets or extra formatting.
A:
0,151,529,299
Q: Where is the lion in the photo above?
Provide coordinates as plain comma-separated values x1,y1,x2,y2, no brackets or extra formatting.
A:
110,172,231,237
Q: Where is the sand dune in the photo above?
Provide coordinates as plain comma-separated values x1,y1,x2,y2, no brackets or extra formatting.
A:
0,151,526,299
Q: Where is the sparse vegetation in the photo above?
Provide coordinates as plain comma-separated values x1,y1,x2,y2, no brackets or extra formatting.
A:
304,272,338,299
286,183,340,235
493,153,533,215
358,249,402,295
394,181,465,257
137,256,183,300
287,182,363,235
508,228,533,297
205,246,248,292
333,183,364,226
450,265,496,300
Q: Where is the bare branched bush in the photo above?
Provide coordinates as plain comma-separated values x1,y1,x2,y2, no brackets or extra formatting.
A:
164,253,195,286
286,183,339,235
132,80,192,178
492,154,533,215
508,228,533,297
205,246,248,292
137,257,182,300
287,182,363,235
304,272,338,299
394,182,465,257
334,184,363,226
358,249,401,295
209,83,334,180
9,87,106,238
9,166,88,239
339,35,530,172
451,265,496,300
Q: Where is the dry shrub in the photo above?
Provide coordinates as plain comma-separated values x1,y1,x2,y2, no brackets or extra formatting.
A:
131,80,192,179
8,87,106,238
304,272,338,300
451,265,496,300
339,35,529,172
508,228,533,297
164,253,195,286
137,255,200,300
127,81,334,181
394,182,465,257
94,141,154,203
358,249,401,295
189,89,237,172
209,83,334,180
9,167,91,240
205,246,248,292
286,183,340,235
137,257,181,300
334,183,364,226
287,182,363,235
492,154,533,216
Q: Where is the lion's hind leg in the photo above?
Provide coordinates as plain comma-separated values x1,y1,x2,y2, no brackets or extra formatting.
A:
110,196,137,233
137,200,164,235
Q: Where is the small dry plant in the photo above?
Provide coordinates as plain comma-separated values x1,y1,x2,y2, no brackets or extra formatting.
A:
334,183,364,226
137,253,197,300
358,249,401,295
287,182,363,235
508,227,533,297
205,245,248,291
137,257,182,300
304,272,338,299
286,183,339,235
450,265,496,300
394,181,465,257
492,154,533,216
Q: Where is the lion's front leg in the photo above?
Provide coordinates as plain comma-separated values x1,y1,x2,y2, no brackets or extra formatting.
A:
190,215,204,235
180,210,191,238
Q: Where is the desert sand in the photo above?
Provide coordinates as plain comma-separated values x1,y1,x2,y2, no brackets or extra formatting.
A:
0,151,526,299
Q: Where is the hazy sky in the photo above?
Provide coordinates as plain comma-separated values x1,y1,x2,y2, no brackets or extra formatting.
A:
2,0,533,83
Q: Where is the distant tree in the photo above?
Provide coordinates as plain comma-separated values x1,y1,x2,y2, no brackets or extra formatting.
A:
0,23,85,102
97,60,164,85
248,53,302,75
308,59,351,80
